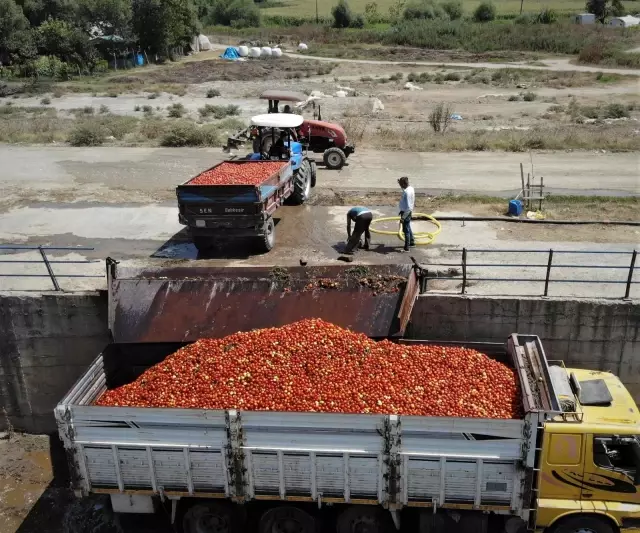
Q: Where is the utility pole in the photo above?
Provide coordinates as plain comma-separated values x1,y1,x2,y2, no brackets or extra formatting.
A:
520,0,524,13
316,0,319,23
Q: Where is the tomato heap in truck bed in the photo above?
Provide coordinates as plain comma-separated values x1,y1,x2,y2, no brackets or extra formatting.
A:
96,319,521,419
188,161,287,186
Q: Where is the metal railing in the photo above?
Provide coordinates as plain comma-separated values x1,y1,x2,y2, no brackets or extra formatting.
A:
423,248,639,300
0,245,103,291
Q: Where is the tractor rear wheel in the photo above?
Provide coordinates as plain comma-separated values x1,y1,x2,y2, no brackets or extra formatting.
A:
323,147,346,170
291,160,311,205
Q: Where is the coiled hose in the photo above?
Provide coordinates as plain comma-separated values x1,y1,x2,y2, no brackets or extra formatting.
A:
369,213,442,245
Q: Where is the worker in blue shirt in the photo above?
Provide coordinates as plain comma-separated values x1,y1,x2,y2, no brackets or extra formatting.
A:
344,206,372,254
398,176,415,252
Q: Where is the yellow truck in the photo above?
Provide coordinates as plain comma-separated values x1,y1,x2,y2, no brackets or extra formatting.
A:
54,264,640,533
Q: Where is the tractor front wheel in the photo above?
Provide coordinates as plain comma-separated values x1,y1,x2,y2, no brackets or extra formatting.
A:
291,160,312,205
323,147,346,170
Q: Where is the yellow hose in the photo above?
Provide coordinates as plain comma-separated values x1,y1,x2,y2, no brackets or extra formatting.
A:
369,213,442,245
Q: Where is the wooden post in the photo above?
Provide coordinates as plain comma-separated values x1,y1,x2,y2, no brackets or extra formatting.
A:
539,177,544,211
526,173,530,210
520,163,525,200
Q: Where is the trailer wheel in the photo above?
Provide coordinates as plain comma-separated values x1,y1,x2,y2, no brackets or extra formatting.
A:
182,502,233,533
291,160,311,205
309,160,317,187
323,147,346,170
256,216,275,253
336,506,393,533
192,235,213,253
259,506,318,533
550,515,615,533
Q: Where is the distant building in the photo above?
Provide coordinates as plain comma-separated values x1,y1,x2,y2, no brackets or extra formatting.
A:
574,13,595,24
609,15,640,27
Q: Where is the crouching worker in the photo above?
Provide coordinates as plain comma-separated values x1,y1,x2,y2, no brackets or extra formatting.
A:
344,206,372,254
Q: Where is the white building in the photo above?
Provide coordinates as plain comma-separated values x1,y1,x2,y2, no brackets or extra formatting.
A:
574,13,595,24
609,15,640,27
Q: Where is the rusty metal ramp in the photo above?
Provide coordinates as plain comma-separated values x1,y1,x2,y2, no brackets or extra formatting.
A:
107,260,420,343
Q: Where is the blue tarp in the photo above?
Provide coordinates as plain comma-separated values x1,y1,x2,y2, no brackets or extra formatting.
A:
221,47,240,60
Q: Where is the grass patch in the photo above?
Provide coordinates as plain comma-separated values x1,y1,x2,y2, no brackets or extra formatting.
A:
167,103,187,118
206,88,221,98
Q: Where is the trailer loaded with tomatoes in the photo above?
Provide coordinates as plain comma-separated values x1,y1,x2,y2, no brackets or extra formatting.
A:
55,261,640,533
176,159,312,253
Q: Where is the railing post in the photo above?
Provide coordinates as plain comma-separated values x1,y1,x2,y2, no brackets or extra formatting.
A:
624,250,637,300
543,249,553,297
461,248,467,294
38,246,61,291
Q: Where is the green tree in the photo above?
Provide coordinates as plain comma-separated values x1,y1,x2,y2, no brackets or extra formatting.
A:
0,0,37,64
15,0,78,25
610,0,625,16
441,0,463,19
132,0,198,55
585,0,622,23
37,18,96,66
78,0,132,36
332,0,353,28
205,0,260,27
473,1,496,21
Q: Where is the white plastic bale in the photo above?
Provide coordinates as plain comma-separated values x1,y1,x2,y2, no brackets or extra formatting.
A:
298,43,308,51
261,46,272,57
271,47,283,58
238,45,249,57
197,34,212,51
249,47,261,58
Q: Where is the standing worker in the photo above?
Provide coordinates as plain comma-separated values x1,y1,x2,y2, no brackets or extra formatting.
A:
398,176,415,252
344,206,372,254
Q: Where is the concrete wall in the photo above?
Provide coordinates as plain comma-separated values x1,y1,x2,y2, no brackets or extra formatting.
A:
0,292,638,434
0,293,108,434
410,295,640,400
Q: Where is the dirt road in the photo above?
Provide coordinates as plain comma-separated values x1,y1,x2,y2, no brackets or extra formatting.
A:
2,146,638,208
289,52,640,76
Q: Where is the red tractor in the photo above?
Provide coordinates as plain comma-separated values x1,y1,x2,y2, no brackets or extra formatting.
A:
249,90,355,170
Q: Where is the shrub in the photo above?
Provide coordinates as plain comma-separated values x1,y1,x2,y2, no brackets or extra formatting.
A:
604,103,629,119
68,123,107,146
444,72,461,81
351,13,366,28
206,88,221,98
473,2,496,22
441,0,463,20
97,115,138,139
580,106,600,119
404,0,446,20
161,121,219,147
148,92,160,99
389,72,404,81
508,95,520,101
40,97,51,105
332,0,353,28
167,103,186,118
107,91,118,98
142,105,153,115
514,13,534,24
429,103,453,133
522,92,537,101
207,0,261,28
535,8,557,24
99,105,109,114
134,105,141,112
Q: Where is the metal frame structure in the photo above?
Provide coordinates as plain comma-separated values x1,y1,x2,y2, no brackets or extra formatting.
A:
424,248,639,300
0,245,102,291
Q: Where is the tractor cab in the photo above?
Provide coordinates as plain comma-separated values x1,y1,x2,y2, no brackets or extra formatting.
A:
247,113,305,168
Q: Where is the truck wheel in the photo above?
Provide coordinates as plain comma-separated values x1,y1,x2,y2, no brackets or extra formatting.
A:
323,147,346,170
291,160,311,205
256,217,275,253
309,160,317,187
336,506,392,533
551,516,615,533
183,502,233,533
259,506,318,533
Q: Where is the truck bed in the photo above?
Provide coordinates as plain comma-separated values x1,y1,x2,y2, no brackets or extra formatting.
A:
56,336,559,515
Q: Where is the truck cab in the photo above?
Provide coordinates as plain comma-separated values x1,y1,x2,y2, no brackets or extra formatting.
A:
537,368,640,533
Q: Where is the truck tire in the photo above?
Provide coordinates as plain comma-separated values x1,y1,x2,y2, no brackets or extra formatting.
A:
309,160,317,187
192,235,214,253
256,216,275,253
336,506,393,533
550,515,615,533
182,502,233,533
259,506,318,533
291,160,311,205
323,147,346,170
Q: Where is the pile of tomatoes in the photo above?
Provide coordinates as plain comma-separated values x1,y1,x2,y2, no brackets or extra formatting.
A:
189,161,286,186
96,319,521,419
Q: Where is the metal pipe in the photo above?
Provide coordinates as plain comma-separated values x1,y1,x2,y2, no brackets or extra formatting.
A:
461,248,467,294
0,274,104,278
433,217,640,226
625,251,638,299
543,249,553,297
0,260,99,264
0,245,95,250
38,246,60,291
